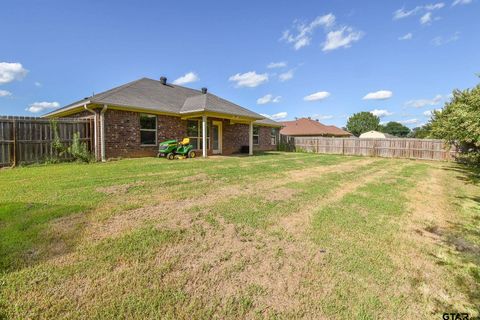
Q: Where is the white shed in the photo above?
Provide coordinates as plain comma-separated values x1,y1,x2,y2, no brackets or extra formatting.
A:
359,130,395,139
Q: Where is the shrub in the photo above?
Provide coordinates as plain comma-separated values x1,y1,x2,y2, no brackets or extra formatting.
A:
430,83,480,166
68,132,93,163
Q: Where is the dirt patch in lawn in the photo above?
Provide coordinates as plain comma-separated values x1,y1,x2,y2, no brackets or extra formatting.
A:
278,163,394,236
155,217,327,316
85,158,379,242
96,182,144,195
263,186,299,201
393,164,470,315
182,172,210,182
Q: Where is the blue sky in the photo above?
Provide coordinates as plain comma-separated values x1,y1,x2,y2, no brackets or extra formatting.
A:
1,0,479,128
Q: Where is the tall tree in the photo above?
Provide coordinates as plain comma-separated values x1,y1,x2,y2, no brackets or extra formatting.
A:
346,112,380,137
380,121,411,137
430,83,480,165
408,124,432,138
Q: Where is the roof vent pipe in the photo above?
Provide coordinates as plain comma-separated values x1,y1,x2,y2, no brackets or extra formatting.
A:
160,77,167,85
201,87,207,94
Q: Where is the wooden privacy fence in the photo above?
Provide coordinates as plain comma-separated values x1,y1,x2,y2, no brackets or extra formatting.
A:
280,136,457,161
0,116,93,167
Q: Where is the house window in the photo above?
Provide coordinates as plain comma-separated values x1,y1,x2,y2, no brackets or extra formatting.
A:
140,114,157,145
271,128,278,145
253,126,259,145
187,119,209,149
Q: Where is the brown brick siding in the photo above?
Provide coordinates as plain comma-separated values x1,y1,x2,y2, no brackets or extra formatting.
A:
104,110,186,158
65,108,278,159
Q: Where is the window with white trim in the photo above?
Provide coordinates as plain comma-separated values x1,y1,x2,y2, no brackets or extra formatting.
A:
253,126,259,145
271,128,278,145
140,114,157,145
187,119,210,149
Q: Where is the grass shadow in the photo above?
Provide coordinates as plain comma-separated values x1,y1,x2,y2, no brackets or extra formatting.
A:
441,164,480,185
0,201,90,273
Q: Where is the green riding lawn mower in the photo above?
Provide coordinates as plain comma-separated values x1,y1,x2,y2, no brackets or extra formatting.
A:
158,138,197,160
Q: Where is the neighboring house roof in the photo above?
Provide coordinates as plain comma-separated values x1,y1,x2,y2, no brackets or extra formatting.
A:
359,130,396,139
280,117,350,137
44,77,265,120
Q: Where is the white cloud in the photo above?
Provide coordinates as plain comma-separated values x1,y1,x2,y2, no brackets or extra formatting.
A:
452,0,472,5
431,32,460,46
267,61,287,69
362,90,393,100
370,109,393,118
26,101,60,113
399,118,419,125
399,33,413,40
420,12,433,24
311,114,334,120
34,81,42,87
261,112,288,120
172,72,199,85
281,14,336,50
0,90,12,97
393,6,423,20
405,94,443,108
425,2,445,10
303,91,331,101
228,71,268,88
278,69,294,82
257,94,281,105
393,3,444,21
0,62,28,84
282,14,363,52
322,27,364,51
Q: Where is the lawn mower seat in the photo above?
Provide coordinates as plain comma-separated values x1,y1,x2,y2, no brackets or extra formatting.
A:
179,138,190,146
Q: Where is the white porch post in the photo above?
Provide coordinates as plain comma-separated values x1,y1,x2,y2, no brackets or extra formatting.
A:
249,122,253,156
202,115,207,158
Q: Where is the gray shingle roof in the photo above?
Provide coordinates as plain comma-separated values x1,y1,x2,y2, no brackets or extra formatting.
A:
254,118,283,127
46,77,264,119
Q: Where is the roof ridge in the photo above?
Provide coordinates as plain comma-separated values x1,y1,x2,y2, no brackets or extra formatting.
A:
91,77,148,103
205,92,264,118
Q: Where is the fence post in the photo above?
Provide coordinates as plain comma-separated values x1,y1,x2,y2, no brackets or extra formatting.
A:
12,119,17,167
342,138,345,155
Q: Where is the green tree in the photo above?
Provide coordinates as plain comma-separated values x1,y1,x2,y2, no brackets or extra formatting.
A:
430,83,480,165
380,121,411,137
346,112,380,137
408,124,432,138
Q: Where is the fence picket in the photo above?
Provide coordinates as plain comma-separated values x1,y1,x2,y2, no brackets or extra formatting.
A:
0,116,93,167
280,135,456,161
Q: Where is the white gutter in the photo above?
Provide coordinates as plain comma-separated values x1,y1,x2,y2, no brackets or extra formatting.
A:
84,104,98,160
100,105,108,162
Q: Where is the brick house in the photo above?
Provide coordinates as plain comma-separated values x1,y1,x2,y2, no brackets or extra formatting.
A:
44,77,282,161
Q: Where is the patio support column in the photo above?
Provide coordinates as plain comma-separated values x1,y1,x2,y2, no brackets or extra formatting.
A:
100,104,108,162
249,121,253,156
202,115,207,158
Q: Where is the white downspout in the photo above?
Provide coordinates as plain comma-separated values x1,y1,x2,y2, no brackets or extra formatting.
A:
202,115,207,158
100,104,108,162
84,104,98,161
249,122,254,156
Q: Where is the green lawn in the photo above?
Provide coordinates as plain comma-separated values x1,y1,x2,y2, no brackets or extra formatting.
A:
0,152,479,319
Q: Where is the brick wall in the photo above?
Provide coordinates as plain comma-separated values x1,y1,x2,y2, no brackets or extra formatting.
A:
64,108,278,159
256,126,277,152
104,109,186,158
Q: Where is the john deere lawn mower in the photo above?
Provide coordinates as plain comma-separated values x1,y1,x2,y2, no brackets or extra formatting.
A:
158,138,196,160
